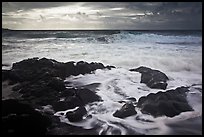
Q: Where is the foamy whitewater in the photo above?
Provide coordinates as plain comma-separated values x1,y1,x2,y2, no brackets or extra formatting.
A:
2,30,202,135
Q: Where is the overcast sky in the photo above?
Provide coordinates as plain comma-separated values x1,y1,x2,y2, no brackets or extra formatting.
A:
2,2,202,30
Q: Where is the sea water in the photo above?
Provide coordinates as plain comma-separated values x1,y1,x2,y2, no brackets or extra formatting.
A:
2,30,202,135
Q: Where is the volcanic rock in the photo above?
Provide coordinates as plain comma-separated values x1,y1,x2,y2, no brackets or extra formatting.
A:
113,102,137,118
66,106,87,122
2,99,51,135
137,86,193,117
130,66,169,90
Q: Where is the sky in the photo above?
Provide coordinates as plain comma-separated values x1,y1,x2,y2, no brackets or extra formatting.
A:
2,2,202,30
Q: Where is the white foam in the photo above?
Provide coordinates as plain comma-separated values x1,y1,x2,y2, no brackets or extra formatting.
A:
3,31,202,135
54,107,104,130
62,67,202,135
2,32,202,74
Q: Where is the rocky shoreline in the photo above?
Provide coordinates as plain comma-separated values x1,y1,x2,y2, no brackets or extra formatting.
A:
2,57,196,135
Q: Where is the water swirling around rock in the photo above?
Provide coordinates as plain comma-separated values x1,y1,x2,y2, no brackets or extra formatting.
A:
2,58,202,135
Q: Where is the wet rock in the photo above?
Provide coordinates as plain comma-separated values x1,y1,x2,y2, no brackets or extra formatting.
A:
60,88,76,97
66,106,87,122
4,58,107,109
106,65,116,70
2,58,113,134
137,86,193,117
47,77,66,91
2,99,51,135
75,61,92,75
75,61,105,75
52,88,101,111
76,88,102,104
7,58,110,83
130,66,169,90
46,116,98,135
113,103,137,118
63,62,76,76
52,96,83,112
89,62,105,71
2,70,10,81
2,63,10,67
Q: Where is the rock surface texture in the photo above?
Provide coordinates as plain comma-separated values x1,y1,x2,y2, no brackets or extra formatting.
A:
113,102,137,118
130,66,169,90
2,58,111,135
137,86,193,117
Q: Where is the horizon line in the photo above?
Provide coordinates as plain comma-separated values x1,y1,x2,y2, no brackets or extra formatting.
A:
2,28,202,31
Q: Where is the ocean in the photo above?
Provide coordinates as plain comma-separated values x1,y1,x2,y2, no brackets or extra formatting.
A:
2,29,202,135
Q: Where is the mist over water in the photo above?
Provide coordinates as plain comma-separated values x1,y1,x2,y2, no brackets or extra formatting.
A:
2,30,202,135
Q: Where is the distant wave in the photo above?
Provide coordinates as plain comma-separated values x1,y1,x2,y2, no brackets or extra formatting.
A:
2,30,202,46
156,42,201,45
2,30,202,74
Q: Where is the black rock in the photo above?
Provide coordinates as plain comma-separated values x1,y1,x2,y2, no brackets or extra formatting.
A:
66,106,87,122
2,63,9,67
76,88,102,104
64,61,77,76
2,99,51,135
52,88,101,112
46,116,98,135
4,58,108,109
60,88,76,97
90,62,105,70
47,77,66,91
2,70,10,81
7,58,109,83
130,66,169,90
52,96,84,112
75,61,105,75
2,58,113,134
106,65,116,70
113,103,137,118
76,61,92,75
137,86,193,117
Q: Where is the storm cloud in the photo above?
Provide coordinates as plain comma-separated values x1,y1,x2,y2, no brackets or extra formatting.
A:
2,2,202,30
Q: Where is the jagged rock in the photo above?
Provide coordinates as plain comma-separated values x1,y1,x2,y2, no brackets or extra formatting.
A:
1,57,113,134
75,61,105,75
66,106,87,122
106,65,116,70
76,88,102,104
137,86,193,117
130,66,169,90
2,70,10,81
113,103,137,118
6,57,112,83
2,58,106,110
52,88,101,111
47,77,66,91
2,99,51,135
52,96,83,112
46,116,98,135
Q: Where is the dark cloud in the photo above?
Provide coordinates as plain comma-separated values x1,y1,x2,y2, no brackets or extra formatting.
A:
2,2,202,30
2,2,71,11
